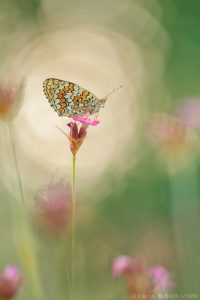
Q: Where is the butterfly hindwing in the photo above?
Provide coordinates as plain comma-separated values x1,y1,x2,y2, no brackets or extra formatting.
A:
43,78,62,112
43,78,99,117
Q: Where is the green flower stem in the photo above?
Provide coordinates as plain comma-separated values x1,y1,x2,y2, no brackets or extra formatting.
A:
72,155,76,300
55,240,72,300
8,122,43,300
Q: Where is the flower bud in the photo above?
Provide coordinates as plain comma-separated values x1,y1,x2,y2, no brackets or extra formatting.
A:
112,255,134,277
0,265,22,300
0,79,24,121
67,122,88,157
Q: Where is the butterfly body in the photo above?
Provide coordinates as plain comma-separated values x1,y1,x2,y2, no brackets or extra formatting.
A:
43,78,101,117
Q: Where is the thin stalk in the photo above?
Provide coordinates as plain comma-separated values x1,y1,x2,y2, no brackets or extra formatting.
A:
8,123,26,206
72,155,76,299
169,158,200,293
8,122,43,300
55,240,72,300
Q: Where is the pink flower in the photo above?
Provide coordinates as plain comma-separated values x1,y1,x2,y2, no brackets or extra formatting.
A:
148,114,187,153
34,181,71,235
112,256,173,299
150,265,173,292
67,122,88,158
112,255,134,277
0,265,22,299
175,98,200,128
0,79,24,120
72,116,100,126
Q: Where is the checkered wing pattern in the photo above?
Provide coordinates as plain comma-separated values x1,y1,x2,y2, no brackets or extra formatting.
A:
43,78,99,117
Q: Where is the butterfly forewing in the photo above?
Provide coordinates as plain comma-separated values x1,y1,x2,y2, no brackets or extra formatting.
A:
43,78,99,117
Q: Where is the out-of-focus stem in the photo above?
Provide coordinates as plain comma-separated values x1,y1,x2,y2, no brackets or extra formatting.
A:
169,159,200,293
8,123,25,206
55,241,72,300
8,122,43,300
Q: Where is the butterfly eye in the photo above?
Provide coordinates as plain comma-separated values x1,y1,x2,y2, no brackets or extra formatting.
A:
100,98,106,108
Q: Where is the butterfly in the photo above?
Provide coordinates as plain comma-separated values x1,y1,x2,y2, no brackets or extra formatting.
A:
43,78,122,118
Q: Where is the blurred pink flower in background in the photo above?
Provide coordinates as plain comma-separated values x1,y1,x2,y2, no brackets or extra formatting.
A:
67,122,88,158
112,256,173,300
150,265,173,292
112,255,134,277
34,181,72,235
0,265,22,300
175,98,200,128
148,114,187,153
0,79,24,121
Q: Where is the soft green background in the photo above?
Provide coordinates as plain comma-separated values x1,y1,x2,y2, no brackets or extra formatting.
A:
0,0,200,299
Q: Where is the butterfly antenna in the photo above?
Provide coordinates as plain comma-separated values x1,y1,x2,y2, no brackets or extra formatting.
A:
103,84,123,99
55,124,69,138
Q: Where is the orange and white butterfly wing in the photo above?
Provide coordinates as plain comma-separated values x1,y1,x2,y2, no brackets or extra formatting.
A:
43,78,100,117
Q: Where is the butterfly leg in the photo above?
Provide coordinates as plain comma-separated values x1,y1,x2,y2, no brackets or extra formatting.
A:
94,111,99,120
83,106,92,120
72,105,100,126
